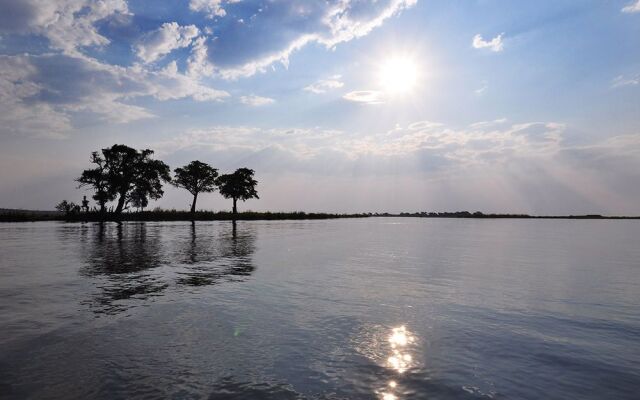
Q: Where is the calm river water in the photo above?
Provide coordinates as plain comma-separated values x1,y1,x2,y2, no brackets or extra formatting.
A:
1,218,639,399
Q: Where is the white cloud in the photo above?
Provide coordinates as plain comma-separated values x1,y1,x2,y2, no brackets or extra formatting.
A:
304,75,344,93
132,61,230,102
64,99,154,124
135,22,200,63
0,102,72,139
321,0,418,47
157,120,567,165
622,0,640,13
214,0,417,79
216,34,314,80
0,53,229,138
469,118,507,129
187,36,214,78
0,55,71,138
475,80,488,95
0,0,130,56
189,0,241,18
612,73,640,88
343,90,385,104
473,33,504,52
240,95,275,106
407,121,444,131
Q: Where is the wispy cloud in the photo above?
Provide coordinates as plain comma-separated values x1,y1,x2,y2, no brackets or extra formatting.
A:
304,75,344,94
475,80,489,95
612,73,640,88
468,118,507,129
212,0,418,79
472,33,504,52
622,0,640,13
343,90,385,104
240,95,276,106
157,119,567,166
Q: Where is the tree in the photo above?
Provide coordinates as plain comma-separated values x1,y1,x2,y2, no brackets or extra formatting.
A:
216,168,259,215
56,200,80,216
129,187,149,212
76,151,113,213
126,155,171,213
172,161,219,213
81,196,90,212
77,144,171,215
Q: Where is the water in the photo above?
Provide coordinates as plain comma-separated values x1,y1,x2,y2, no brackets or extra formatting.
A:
1,218,639,399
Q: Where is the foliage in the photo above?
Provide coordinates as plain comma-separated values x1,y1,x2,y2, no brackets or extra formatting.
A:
216,168,259,214
76,151,114,212
128,187,149,211
55,200,80,216
77,144,171,214
173,161,219,213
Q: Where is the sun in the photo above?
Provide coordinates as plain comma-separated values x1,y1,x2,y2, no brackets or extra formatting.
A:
378,56,419,95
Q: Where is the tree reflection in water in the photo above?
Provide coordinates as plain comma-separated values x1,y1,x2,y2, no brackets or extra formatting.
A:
79,221,256,314
177,221,256,286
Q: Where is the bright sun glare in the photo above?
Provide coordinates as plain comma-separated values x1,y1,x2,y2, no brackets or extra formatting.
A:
378,57,419,95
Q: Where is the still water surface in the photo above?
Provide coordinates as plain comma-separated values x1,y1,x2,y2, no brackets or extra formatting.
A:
1,218,639,399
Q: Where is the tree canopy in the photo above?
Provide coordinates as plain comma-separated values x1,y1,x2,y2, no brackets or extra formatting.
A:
173,161,219,213
77,144,171,214
216,168,259,214
76,151,114,213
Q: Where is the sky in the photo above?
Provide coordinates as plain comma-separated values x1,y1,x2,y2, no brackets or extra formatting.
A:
0,0,639,214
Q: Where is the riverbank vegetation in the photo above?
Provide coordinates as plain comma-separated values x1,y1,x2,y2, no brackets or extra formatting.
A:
2,209,637,223
0,209,370,222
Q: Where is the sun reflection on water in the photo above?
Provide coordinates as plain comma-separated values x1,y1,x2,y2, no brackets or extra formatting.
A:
377,325,417,400
387,325,414,373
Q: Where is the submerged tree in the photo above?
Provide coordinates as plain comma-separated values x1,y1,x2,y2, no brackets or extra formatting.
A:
77,144,171,214
216,168,259,215
172,161,219,213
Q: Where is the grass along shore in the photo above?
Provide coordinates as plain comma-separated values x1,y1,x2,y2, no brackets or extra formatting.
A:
0,209,369,222
1,208,638,222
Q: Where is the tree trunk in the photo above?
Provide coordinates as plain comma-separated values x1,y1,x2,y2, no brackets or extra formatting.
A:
232,197,237,215
114,192,127,214
190,192,198,214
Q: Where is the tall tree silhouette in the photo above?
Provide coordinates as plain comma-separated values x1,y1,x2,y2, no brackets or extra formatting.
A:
78,145,171,214
172,161,219,213
216,168,259,215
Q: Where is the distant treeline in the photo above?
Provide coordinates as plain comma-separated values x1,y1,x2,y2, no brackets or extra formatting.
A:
385,211,640,219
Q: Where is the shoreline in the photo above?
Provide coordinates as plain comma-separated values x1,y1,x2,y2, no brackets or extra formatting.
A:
0,210,369,222
1,209,639,222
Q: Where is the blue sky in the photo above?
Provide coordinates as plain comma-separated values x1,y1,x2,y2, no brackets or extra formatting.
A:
0,0,639,214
